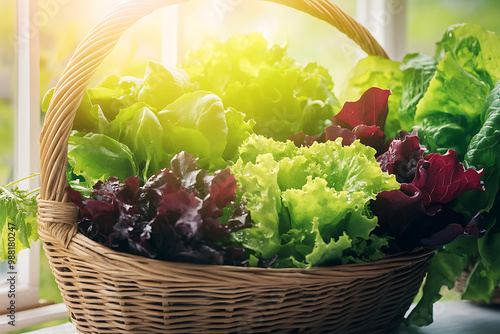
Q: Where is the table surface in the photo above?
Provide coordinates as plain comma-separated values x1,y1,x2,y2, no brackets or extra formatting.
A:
23,301,500,334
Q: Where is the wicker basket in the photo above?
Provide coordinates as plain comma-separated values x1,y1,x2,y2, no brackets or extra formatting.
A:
38,1,433,333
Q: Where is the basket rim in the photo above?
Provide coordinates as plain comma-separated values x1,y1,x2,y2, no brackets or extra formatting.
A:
52,225,433,274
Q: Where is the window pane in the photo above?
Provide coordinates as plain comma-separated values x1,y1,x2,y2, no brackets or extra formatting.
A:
0,1,15,185
0,0,16,284
39,0,163,95
407,0,500,55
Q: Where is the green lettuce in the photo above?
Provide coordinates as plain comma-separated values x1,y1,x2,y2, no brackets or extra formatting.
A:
231,135,398,267
407,237,476,326
138,61,190,110
414,53,490,160
68,132,138,187
158,91,232,170
182,33,339,140
103,103,166,180
231,153,282,258
461,80,500,215
58,61,255,184
398,53,437,131
436,24,500,88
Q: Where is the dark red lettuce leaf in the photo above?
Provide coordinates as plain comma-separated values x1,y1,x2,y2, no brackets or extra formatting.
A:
372,149,485,250
170,151,210,197
420,213,485,248
331,87,391,131
68,151,251,265
377,130,427,183
200,168,238,218
155,189,203,239
371,187,485,251
412,150,485,206
288,87,391,153
287,131,317,147
352,124,386,154
324,125,356,146
137,169,181,221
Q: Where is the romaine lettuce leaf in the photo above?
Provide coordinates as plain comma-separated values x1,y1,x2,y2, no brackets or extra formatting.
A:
407,237,476,326
398,53,437,131
460,79,500,215
414,53,490,159
436,24,500,88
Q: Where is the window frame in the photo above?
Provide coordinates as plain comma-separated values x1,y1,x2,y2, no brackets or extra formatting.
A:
0,0,68,331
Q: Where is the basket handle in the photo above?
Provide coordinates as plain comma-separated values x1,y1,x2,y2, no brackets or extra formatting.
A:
38,0,388,243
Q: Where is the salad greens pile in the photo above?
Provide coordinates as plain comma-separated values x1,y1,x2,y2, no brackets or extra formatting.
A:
403,24,500,325
43,61,255,185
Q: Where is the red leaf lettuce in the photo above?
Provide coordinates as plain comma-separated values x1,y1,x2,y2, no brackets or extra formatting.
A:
68,152,251,265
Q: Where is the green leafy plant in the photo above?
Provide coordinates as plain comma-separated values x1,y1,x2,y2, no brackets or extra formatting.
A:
0,175,39,262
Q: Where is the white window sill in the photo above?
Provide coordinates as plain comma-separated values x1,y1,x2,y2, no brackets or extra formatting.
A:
0,303,68,333
17,301,500,333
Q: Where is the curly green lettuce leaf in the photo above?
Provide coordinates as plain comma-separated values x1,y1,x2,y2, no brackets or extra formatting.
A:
231,135,398,267
341,56,403,138
282,177,378,243
297,139,399,195
237,134,297,166
304,228,352,268
182,33,339,140
414,53,490,159
230,153,282,258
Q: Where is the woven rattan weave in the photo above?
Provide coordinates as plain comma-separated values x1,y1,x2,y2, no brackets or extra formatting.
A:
38,1,432,333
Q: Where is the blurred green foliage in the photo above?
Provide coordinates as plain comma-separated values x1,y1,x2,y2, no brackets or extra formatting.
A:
408,0,500,56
